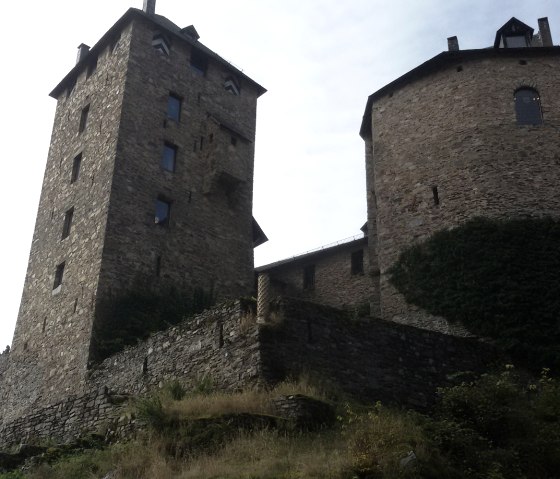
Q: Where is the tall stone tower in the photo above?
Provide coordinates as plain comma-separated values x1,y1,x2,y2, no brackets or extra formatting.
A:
361,17,559,335
3,1,265,421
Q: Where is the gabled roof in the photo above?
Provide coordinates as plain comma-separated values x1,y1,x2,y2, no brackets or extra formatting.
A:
50,8,266,99
494,17,534,48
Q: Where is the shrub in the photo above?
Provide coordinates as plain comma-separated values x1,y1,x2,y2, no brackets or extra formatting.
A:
389,217,560,370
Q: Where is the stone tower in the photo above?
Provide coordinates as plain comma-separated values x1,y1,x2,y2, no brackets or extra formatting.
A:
3,2,265,421
361,17,560,334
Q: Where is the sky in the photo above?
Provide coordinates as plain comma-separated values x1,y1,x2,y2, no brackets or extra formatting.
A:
0,0,558,348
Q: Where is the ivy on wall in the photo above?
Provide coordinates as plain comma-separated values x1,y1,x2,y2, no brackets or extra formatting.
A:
389,217,560,370
90,287,215,362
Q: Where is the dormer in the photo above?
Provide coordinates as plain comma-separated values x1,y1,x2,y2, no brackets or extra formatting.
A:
494,17,534,48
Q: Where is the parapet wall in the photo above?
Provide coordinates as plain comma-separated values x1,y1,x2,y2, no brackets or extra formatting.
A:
260,299,499,409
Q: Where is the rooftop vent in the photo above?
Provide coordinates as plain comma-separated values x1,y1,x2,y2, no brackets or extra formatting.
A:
181,25,200,41
447,36,459,51
143,0,155,15
76,43,90,64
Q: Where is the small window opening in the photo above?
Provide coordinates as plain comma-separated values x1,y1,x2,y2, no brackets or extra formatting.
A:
514,88,543,125
71,153,82,183
142,356,148,374
61,207,74,239
167,93,182,122
78,104,90,133
231,136,237,146
53,262,65,290
23,342,28,351
155,197,171,225
519,59,527,65
217,322,224,348
155,255,162,277
152,32,170,55
161,142,177,172
456,65,463,72
432,186,440,205
190,50,208,76
42,317,47,334
303,264,315,290
73,298,78,313
351,250,364,275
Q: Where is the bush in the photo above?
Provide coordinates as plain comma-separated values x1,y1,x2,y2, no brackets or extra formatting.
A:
388,217,560,370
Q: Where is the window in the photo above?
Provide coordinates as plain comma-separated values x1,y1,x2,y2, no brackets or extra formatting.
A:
167,93,182,121
53,262,65,290
190,50,208,76
514,88,543,125
155,197,171,225
351,250,364,275
303,264,315,290
61,207,74,239
432,186,440,206
78,104,90,133
505,35,528,48
161,143,177,172
71,153,82,183
152,32,170,55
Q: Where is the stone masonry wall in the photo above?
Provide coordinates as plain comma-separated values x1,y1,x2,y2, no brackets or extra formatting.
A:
260,299,499,409
366,50,560,334
5,23,134,422
262,239,376,312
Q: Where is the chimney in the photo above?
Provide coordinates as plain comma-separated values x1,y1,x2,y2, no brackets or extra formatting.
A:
538,17,553,47
143,0,156,15
447,36,460,51
76,43,90,64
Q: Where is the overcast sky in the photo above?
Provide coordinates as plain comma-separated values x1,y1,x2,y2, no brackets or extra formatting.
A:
0,0,557,348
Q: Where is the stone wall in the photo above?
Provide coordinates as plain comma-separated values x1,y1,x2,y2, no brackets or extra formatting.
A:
259,238,376,312
365,49,560,334
87,300,262,395
260,299,499,409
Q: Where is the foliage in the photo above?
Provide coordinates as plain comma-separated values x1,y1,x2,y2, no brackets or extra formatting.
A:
91,286,215,361
162,380,187,401
388,217,560,370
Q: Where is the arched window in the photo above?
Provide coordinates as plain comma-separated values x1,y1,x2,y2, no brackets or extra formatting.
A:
514,88,543,125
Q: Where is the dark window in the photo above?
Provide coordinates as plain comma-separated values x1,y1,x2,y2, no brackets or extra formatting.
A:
190,50,208,76
61,207,74,239
506,35,528,48
152,32,170,55
432,186,440,206
155,198,171,225
161,143,177,172
79,104,90,133
71,153,82,183
303,264,315,290
514,88,543,125
167,93,182,121
351,250,364,275
53,262,65,290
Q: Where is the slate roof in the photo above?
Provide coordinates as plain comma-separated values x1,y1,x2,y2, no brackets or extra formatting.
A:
50,8,266,98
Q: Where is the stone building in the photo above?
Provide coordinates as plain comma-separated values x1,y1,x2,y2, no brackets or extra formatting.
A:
361,17,560,334
256,225,377,313
2,0,265,422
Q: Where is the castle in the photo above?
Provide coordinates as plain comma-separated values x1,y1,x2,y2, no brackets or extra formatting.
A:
0,7,558,447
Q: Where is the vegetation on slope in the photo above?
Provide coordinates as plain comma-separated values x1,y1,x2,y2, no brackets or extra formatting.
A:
3,368,560,479
388,217,560,370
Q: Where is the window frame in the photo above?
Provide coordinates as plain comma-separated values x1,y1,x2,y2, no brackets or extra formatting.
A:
167,93,182,122
53,262,65,290
71,153,82,183
351,250,364,275
161,142,178,172
154,197,172,226
78,104,90,133
61,207,74,240
514,87,543,126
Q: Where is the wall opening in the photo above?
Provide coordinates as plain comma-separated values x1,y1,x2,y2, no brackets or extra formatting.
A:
432,186,440,206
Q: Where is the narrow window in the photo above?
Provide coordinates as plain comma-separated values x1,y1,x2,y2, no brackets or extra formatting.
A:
73,298,78,313
161,143,177,172
78,104,90,133
42,317,47,334
167,93,182,122
152,32,170,55
142,357,148,374
155,197,171,225
71,153,82,183
190,50,208,76
351,250,364,275
155,255,162,277
303,264,315,290
53,262,65,290
432,186,440,206
61,207,74,239
514,88,543,125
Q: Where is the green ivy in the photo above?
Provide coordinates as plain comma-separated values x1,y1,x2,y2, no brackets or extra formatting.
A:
388,217,560,370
